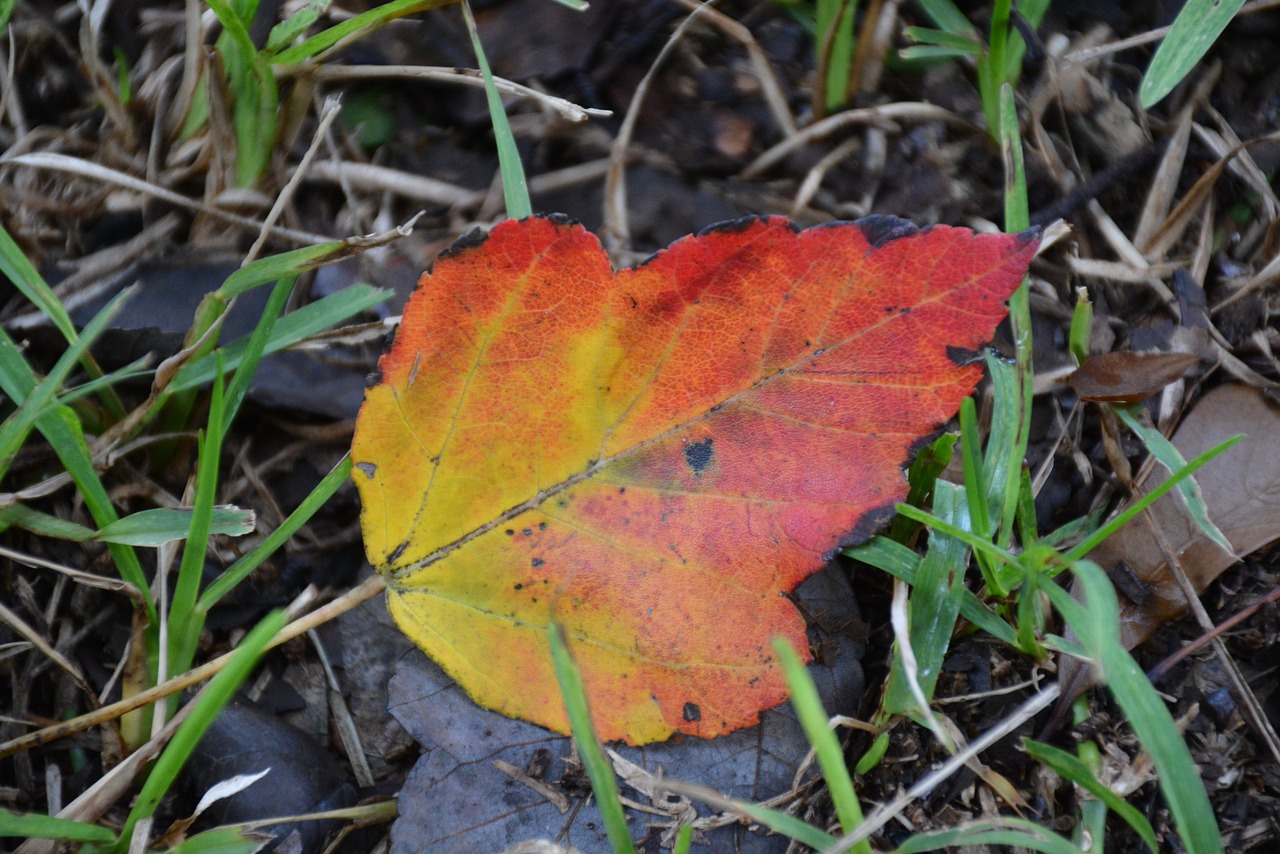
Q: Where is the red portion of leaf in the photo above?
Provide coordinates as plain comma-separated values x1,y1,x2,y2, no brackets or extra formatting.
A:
353,214,1038,743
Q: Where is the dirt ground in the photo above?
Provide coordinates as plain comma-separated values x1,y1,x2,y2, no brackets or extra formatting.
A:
2,0,1279,851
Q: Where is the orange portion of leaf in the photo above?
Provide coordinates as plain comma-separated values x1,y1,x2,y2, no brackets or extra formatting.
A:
352,214,1038,744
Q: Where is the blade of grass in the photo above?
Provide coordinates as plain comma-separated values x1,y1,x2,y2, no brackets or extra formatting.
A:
958,396,1001,592
888,432,954,543
889,817,1085,854
0,222,125,420
461,0,531,219
205,0,279,186
1113,404,1232,552
0,809,116,843
883,482,969,717
170,363,229,679
773,638,868,848
169,284,390,393
271,0,451,65
1042,562,1223,854
0,335,153,612
111,609,287,853
912,0,978,38
994,82,1035,554
0,504,253,547
95,506,255,547
198,455,352,611
221,277,294,433
0,504,96,540
1068,288,1092,365
846,535,1017,647
664,777,838,851
547,621,635,854
1140,0,1247,107
1063,434,1242,563
1022,738,1158,852
166,825,268,854
0,287,132,481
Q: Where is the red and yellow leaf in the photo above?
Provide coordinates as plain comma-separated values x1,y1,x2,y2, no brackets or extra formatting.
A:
352,214,1038,744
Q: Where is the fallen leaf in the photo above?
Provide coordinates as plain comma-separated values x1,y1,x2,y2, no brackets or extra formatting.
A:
1061,384,1280,697
387,566,866,852
1069,350,1201,403
353,214,1037,744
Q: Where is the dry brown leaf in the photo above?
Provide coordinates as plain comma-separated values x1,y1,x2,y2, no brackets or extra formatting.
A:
1070,351,1201,403
1062,384,1280,701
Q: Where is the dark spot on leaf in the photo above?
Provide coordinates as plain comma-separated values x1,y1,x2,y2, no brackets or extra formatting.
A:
388,542,406,564
856,214,920,248
544,212,578,228
539,522,547,530
363,369,382,389
523,529,533,536
532,558,545,568
946,344,985,366
354,461,377,479
697,215,762,237
505,529,514,536
440,225,490,257
618,487,626,494
684,437,714,473
683,702,701,722
514,583,524,590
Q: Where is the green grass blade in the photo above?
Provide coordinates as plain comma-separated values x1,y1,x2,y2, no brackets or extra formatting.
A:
889,432,954,543
1022,738,1158,852
170,366,229,678
1140,0,1247,107
547,621,635,854
1113,404,1232,552
0,329,153,613
0,503,96,541
883,482,969,716
1042,562,1223,854
0,809,116,843
219,240,373,299
169,284,390,394
271,0,450,65
266,0,328,54
892,504,1020,571
0,287,131,480
111,610,287,853
773,638,868,848
903,27,982,53
167,826,268,853
672,823,693,854
222,277,295,433
891,817,1085,853
911,0,977,38
1068,288,1092,365
461,0,531,219
0,221,78,344
816,0,857,111
1063,434,1242,563
94,506,255,547
847,535,1017,647
205,0,279,186
198,455,352,611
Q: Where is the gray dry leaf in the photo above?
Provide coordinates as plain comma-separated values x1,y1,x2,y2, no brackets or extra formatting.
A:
387,565,865,853
1078,383,1280,657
